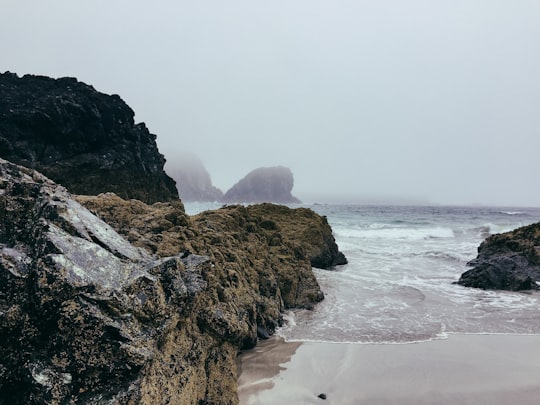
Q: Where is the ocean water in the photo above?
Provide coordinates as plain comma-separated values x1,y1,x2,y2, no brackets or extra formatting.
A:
185,203,540,344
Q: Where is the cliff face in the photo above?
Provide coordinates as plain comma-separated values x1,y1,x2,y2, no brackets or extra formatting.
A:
457,222,540,291
221,166,301,204
0,72,178,203
0,158,345,404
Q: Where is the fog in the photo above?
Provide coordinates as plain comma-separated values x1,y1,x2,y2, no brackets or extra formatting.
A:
2,1,539,206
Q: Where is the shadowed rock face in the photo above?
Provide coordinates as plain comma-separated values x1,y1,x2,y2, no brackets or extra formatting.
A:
1,158,346,404
0,72,178,203
457,222,540,291
221,166,301,204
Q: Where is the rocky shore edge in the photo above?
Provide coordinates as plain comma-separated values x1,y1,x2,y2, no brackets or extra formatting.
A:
457,222,540,291
0,158,346,404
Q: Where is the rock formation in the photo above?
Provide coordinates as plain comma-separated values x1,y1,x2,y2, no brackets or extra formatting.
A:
457,222,540,291
0,72,178,203
165,153,223,202
221,166,301,204
0,158,346,404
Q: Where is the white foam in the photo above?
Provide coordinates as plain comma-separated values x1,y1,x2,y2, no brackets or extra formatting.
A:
282,204,540,344
336,226,455,241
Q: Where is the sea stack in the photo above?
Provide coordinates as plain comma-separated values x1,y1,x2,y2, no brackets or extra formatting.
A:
221,166,301,204
165,153,223,202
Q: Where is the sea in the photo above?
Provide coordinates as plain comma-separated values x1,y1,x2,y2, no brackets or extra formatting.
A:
185,203,540,344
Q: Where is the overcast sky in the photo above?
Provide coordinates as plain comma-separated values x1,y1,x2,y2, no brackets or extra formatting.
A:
2,1,539,206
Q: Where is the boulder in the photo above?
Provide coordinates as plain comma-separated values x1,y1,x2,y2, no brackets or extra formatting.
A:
0,72,178,203
221,166,301,204
0,158,203,403
165,153,223,202
1,158,346,404
457,222,540,291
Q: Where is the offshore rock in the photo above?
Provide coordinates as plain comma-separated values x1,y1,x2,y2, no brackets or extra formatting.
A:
0,72,178,203
165,152,223,202
1,159,345,404
221,166,301,204
457,222,540,291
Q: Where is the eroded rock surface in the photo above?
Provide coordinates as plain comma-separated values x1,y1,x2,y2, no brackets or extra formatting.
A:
457,222,540,291
0,72,178,203
1,158,346,404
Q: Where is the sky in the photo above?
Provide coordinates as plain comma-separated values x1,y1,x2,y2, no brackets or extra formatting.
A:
1,0,539,206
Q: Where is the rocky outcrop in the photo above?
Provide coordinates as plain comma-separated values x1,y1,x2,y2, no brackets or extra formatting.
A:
221,166,301,204
457,222,540,291
245,204,348,269
165,153,223,202
1,158,345,404
0,72,178,203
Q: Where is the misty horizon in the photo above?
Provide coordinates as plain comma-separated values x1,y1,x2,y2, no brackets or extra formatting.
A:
2,1,539,207
164,153,533,207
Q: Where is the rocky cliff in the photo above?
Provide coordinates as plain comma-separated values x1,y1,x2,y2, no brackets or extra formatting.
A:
0,72,178,203
165,153,223,202
0,158,345,404
457,222,540,291
221,166,301,204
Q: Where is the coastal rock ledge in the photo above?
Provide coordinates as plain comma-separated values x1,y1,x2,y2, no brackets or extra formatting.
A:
457,222,540,291
0,158,345,404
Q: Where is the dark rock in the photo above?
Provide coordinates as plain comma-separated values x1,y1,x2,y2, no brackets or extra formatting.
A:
257,325,270,340
318,393,327,400
457,222,540,291
221,166,301,204
166,152,223,202
0,72,178,203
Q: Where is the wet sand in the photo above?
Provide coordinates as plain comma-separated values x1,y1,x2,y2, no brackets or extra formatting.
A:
237,334,540,405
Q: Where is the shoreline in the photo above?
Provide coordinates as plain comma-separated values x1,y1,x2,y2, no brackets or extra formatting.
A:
237,334,540,405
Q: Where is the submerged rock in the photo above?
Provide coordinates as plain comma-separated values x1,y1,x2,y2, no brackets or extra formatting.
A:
457,222,540,291
1,158,346,404
221,166,301,204
0,72,178,203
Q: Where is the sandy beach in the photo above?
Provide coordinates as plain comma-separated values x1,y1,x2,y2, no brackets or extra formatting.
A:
237,334,540,405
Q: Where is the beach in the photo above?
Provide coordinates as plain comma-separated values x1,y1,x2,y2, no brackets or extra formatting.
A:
238,334,540,405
